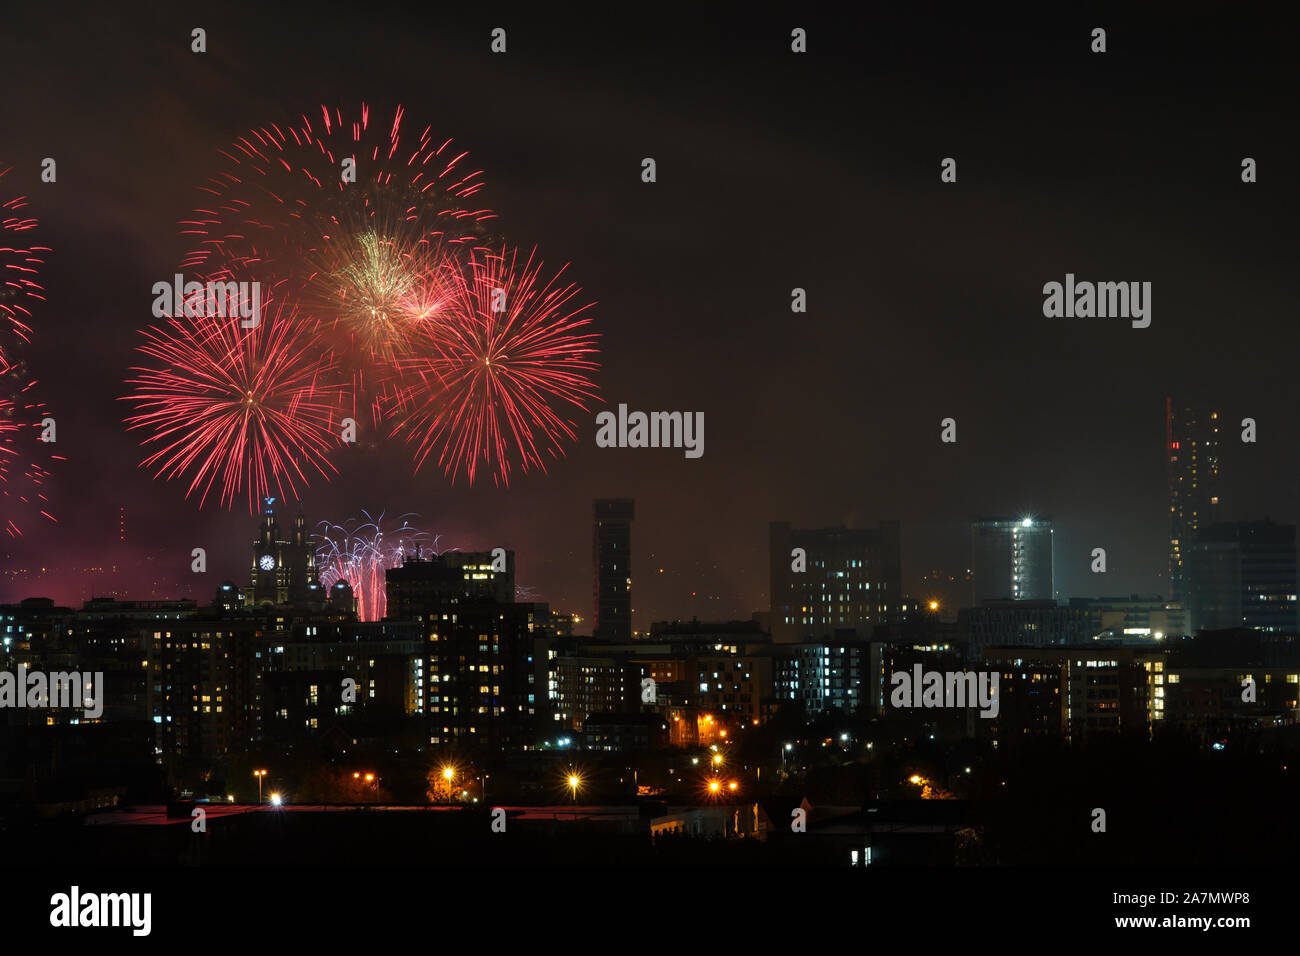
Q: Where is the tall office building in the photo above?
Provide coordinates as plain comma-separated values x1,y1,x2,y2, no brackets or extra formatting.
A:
1186,519,1298,634
594,499,635,640
971,517,1054,603
1167,399,1221,602
768,521,902,642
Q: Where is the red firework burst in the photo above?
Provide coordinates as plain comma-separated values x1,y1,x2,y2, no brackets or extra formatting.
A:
0,385,61,537
391,245,601,486
122,291,347,512
0,166,60,535
177,104,496,426
0,166,50,375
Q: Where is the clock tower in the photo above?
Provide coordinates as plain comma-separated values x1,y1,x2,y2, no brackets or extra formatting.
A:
249,497,318,605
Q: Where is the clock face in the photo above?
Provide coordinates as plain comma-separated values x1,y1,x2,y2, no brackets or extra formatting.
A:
259,555,276,571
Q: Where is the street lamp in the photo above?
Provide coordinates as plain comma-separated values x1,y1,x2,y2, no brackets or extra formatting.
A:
442,766,456,805
568,773,581,803
254,769,267,803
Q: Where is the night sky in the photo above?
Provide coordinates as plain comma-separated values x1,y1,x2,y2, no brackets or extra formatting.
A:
2,7,1297,623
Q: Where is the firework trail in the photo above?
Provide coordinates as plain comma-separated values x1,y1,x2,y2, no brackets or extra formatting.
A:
314,512,435,621
0,166,49,375
0,167,60,535
0,387,61,537
178,104,495,426
391,245,601,486
122,289,347,512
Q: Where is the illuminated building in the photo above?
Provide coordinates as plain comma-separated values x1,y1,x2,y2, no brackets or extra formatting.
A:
417,602,541,750
772,641,865,714
544,651,627,731
266,618,424,740
384,549,515,619
1167,400,1221,602
970,517,1053,603
769,521,902,642
387,551,538,750
1155,629,1300,743
632,620,774,731
1186,520,1298,634
981,646,1159,743
147,619,263,758
1067,595,1184,641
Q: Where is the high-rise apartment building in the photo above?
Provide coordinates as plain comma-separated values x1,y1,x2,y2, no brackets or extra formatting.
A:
386,550,539,751
768,521,902,642
971,517,1054,603
1167,399,1221,602
594,499,635,640
384,549,515,619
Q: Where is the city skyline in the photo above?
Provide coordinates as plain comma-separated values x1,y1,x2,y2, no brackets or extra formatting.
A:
8,487,1298,637
2,9,1297,635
